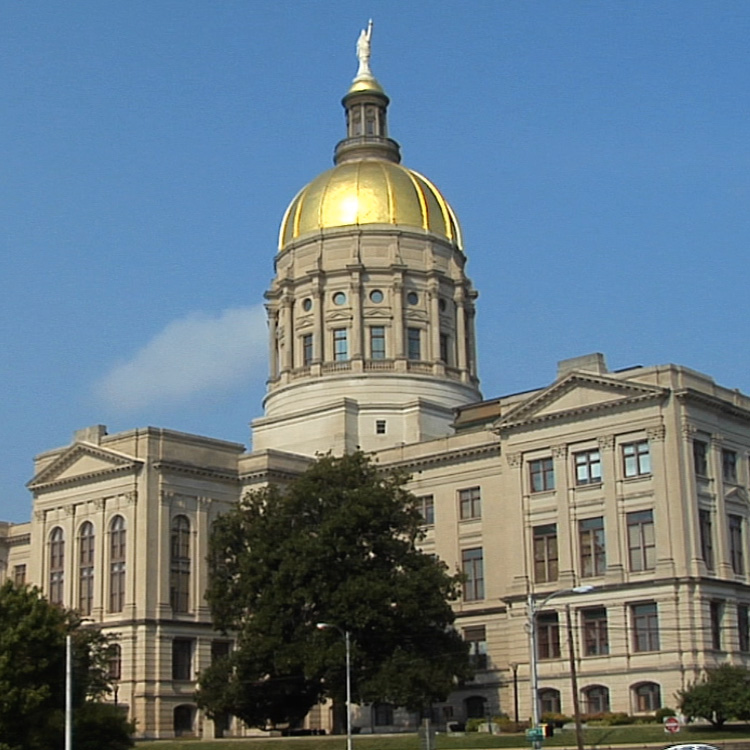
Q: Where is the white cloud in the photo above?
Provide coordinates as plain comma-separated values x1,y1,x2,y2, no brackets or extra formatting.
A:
95,305,268,411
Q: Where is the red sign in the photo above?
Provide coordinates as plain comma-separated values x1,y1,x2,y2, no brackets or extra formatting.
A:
663,717,681,734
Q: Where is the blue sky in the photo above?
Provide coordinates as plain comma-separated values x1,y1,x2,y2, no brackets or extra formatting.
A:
2,1,749,522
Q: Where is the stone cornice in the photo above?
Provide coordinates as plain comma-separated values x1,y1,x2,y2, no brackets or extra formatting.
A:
6,533,31,547
152,461,239,484
675,388,750,424
381,442,500,472
240,468,306,484
494,371,669,433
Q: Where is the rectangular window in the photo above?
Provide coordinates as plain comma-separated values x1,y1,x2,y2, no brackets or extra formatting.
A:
710,601,723,650
730,514,744,575
623,440,651,477
463,625,488,670
533,524,559,583
723,449,738,483
370,326,385,360
407,327,421,360
575,449,602,485
738,605,750,652
13,564,26,587
459,486,481,520
529,457,555,492
462,547,484,601
693,440,708,476
375,419,386,435
537,612,560,660
417,495,434,525
172,639,193,681
211,640,231,663
302,333,313,365
579,516,606,578
699,509,714,570
333,328,348,361
632,602,660,652
582,607,609,656
627,510,655,571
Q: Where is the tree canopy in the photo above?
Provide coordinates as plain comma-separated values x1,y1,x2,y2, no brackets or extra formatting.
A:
677,663,750,728
198,451,471,729
0,580,133,750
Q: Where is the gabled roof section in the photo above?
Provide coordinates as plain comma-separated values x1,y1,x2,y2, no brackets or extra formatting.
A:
28,442,143,492
493,370,669,432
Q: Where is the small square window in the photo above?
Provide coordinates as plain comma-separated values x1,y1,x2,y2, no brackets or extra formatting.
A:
529,458,555,492
623,441,650,478
575,449,602,485
459,487,481,520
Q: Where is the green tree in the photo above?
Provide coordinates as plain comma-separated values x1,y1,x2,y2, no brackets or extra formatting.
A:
0,581,134,750
677,663,750,728
199,451,471,729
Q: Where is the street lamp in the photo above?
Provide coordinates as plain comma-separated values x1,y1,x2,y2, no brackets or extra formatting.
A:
316,622,352,750
527,585,594,749
509,662,519,723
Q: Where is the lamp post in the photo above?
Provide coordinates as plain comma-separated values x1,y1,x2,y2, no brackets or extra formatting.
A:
65,633,72,750
527,586,594,749
316,622,352,750
509,662,519,723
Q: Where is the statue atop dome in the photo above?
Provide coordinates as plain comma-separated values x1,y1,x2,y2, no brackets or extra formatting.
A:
355,19,373,78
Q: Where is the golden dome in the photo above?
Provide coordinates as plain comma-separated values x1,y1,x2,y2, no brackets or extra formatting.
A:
278,160,463,250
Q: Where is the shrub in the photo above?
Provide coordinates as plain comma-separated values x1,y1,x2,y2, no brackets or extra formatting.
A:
465,718,484,733
541,712,571,728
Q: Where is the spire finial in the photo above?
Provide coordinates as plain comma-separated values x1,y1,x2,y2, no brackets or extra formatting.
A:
355,19,374,79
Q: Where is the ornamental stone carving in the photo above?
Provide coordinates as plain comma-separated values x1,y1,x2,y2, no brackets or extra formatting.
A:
551,444,568,459
647,425,666,442
506,452,522,468
597,434,615,451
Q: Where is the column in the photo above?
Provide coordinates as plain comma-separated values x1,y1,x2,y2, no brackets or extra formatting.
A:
454,286,467,372
552,444,575,588
280,292,293,373
710,434,733,578
393,278,404,359
429,279,441,367
266,304,278,380
350,270,363,362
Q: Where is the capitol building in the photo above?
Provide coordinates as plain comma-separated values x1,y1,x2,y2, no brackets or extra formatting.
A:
3,32,750,740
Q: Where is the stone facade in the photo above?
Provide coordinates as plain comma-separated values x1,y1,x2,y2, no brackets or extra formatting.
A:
3,49,750,740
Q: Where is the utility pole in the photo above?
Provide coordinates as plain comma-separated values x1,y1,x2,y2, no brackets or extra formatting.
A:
565,605,585,750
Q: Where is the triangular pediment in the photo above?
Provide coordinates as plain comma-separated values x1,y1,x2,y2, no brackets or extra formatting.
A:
28,442,143,491
495,371,668,431
726,486,748,505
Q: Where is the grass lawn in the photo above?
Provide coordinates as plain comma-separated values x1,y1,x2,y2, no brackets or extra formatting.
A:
137,723,750,750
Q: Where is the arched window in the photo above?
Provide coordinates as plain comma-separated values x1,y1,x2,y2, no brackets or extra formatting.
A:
632,682,661,712
582,685,610,715
173,704,195,736
539,688,561,715
78,522,95,615
49,527,65,605
109,515,126,613
464,695,486,719
170,516,191,613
